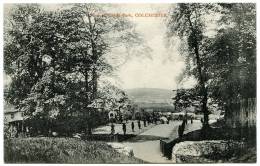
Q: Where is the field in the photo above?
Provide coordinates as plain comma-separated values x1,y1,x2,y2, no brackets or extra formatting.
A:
4,137,145,164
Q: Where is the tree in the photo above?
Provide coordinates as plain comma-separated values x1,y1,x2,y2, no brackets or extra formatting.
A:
206,3,256,102
173,88,201,111
167,4,216,127
98,81,132,114
4,4,150,135
4,4,43,106
167,3,256,129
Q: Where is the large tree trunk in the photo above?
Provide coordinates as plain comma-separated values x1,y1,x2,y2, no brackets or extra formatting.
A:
85,68,89,108
187,12,209,128
86,13,100,134
91,67,98,100
87,13,98,101
84,68,92,135
193,38,209,128
202,87,209,127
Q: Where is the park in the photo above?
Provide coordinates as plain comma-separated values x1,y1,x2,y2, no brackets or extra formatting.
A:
3,3,256,163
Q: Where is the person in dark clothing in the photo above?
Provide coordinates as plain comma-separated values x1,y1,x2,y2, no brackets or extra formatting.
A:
122,123,126,135
201,117,204,124
144,120,147,127
181,119,186,131
191,117,193,124
178,124,184,138
111,123,115,135
179,118,186,139
131,121,135,132
184,113,188,125
138,120,141,129
167,116,170,124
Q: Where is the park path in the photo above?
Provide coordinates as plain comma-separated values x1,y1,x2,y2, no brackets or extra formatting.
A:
122,120,202,163
93,120,155,135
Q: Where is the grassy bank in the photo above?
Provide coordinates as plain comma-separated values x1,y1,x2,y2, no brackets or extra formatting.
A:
4,137,145,164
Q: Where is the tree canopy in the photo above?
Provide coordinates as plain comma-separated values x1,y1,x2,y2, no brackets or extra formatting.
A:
167,3,256,127
4,4,150,135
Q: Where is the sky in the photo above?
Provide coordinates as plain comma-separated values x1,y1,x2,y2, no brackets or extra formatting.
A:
103,4,196,90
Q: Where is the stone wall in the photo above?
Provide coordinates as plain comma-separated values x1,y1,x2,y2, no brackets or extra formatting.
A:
172,140,245,163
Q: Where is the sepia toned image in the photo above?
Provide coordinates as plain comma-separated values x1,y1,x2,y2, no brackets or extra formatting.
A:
3,2,256,164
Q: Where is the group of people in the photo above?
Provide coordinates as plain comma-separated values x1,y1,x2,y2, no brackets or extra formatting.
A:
130,120,142,132
111,119,152,135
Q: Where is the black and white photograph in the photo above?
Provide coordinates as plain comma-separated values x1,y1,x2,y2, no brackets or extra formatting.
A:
1,0,258,164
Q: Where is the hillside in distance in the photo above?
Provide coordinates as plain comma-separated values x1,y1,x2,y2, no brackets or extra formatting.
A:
125,88,174,105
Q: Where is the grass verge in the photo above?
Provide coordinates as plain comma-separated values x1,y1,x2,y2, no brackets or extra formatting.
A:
4,137,145,164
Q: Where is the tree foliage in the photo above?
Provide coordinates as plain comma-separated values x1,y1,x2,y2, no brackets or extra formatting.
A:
206,3,256,102
173,88,201,111
167,3,256,127
167,3,216,126
4,4,147,135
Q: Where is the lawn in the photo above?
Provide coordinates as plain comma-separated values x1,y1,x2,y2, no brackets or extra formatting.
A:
4,137,145,164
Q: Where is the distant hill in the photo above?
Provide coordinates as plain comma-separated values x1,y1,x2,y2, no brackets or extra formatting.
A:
125,88,175,111
126,88,174,103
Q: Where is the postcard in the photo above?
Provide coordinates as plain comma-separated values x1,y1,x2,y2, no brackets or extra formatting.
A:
2,1,257,164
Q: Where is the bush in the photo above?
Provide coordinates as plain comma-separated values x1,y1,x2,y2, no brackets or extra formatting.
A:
4,137,144,163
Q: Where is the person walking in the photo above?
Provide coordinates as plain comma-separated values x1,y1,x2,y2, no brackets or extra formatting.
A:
182,118,186,129
184,113,188,125
122,123,126,135
131,121,135,132
111,123,115,135
138,120,141,130
178,124,184,138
